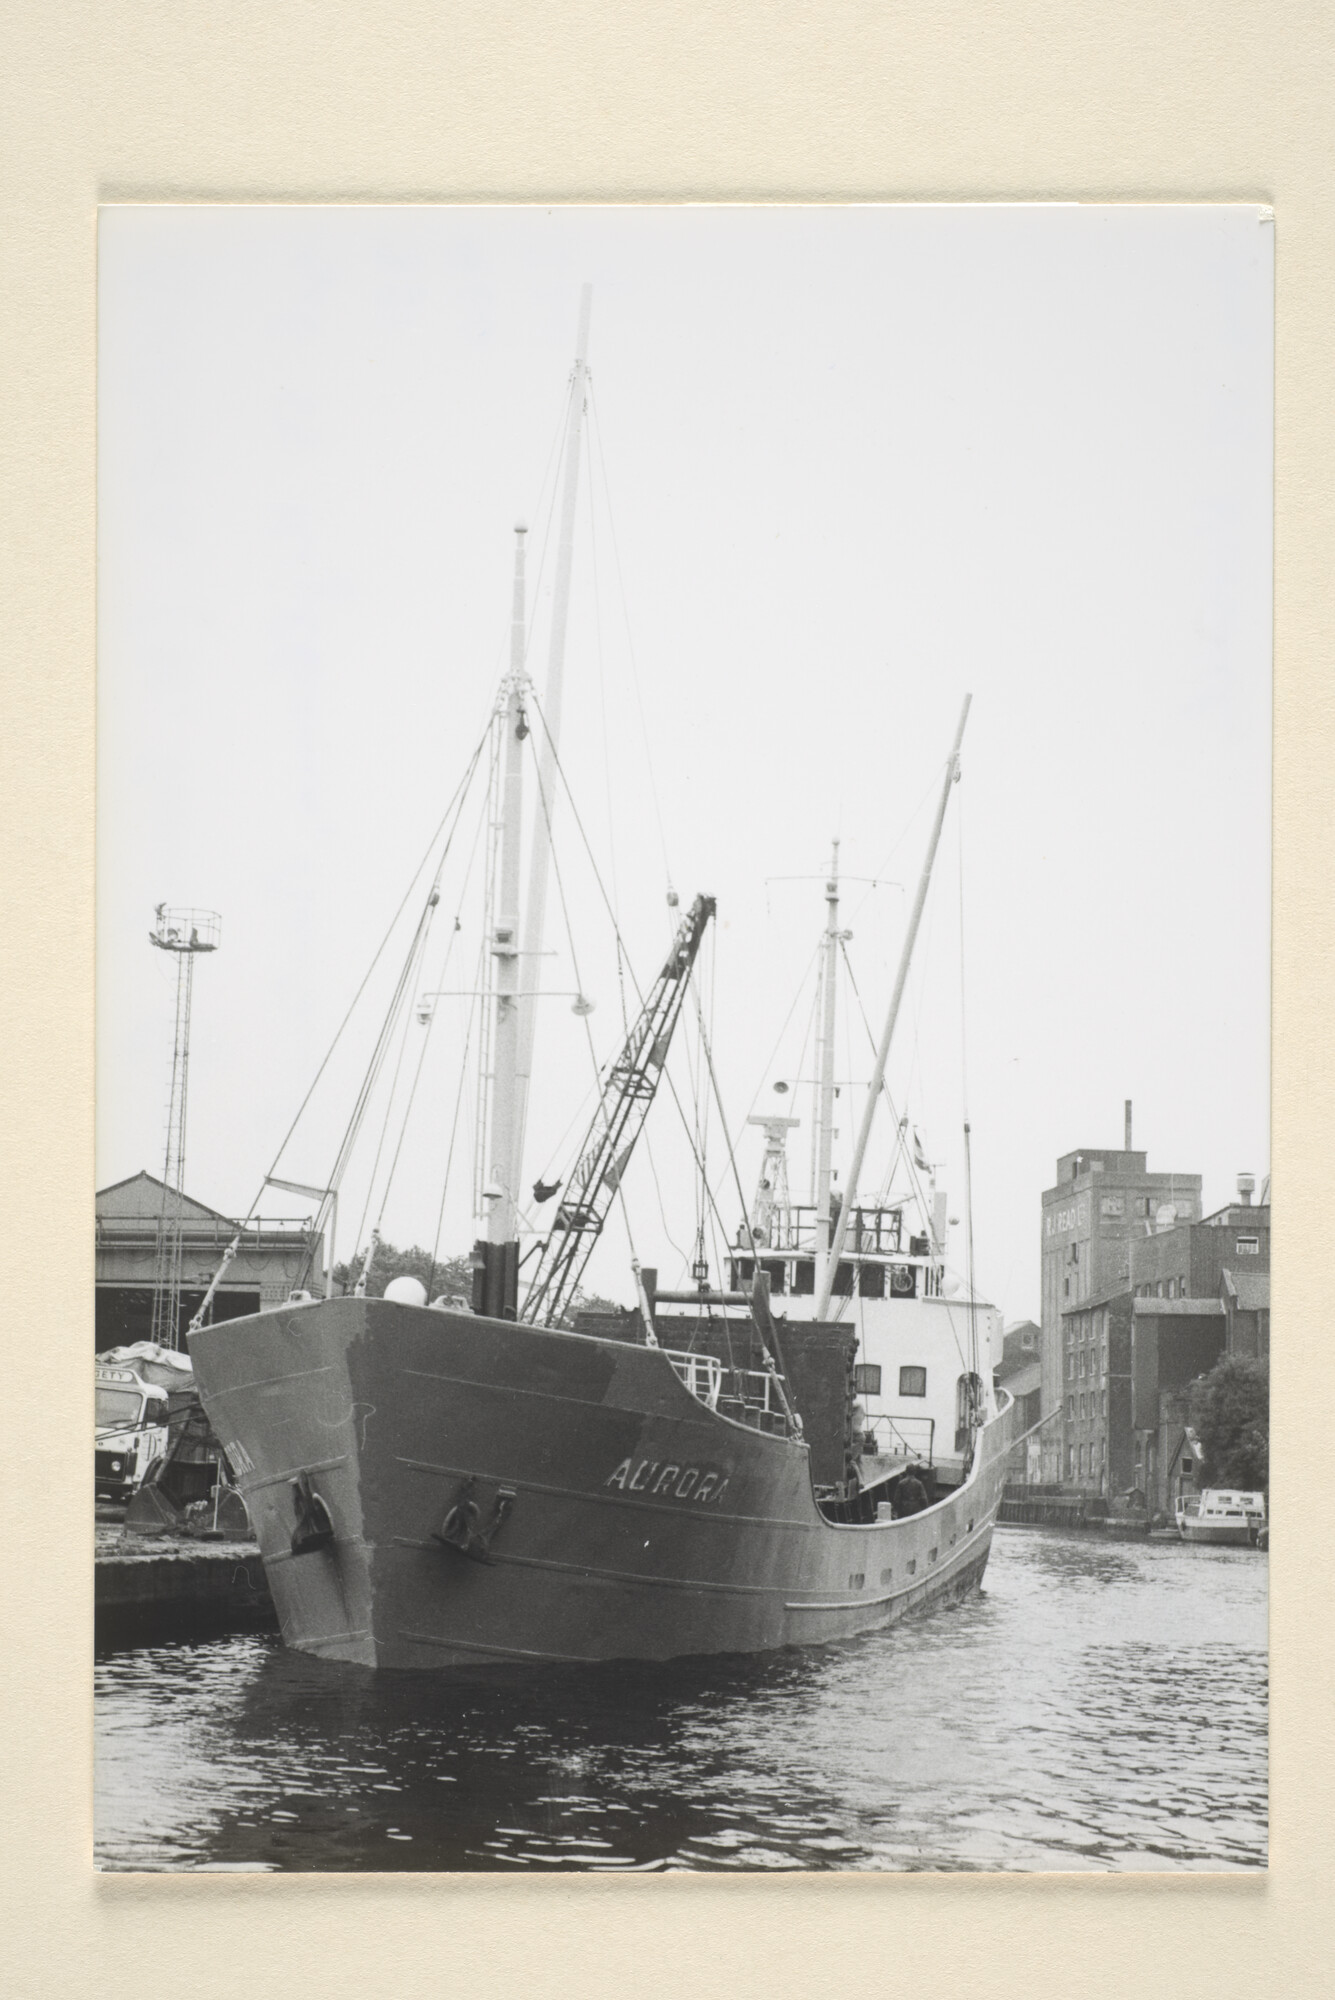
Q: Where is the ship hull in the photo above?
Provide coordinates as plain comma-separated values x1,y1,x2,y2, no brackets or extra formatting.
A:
190,1299,1012,1669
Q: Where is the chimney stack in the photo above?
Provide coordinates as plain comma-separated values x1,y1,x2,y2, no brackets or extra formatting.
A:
1237,1171,1255,1207
1124,1099,1133,1151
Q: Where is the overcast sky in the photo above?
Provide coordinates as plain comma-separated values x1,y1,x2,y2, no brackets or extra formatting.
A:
97,205,1272,1319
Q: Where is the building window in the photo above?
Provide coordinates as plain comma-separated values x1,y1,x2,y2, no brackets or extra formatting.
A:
899,1366,927,1398
853,1363,882,1396
1235,1236,1260,1256
1102,1391,1107,1416
1066,1396,1074,1418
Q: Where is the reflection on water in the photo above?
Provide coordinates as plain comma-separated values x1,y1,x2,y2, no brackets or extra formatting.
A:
95,1529,1267,1872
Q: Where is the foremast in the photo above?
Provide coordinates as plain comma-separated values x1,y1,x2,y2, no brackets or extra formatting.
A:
473,526,530,1318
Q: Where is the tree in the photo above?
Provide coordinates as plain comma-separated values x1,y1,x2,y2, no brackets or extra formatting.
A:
1190,1355,1269,1492
333,1239,471,1302
331,1240,629,1320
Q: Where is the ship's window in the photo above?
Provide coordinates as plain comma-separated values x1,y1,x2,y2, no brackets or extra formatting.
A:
880,1566,893,1585
833,1261,855,1297
734,1258,754,1284
858,1262,886,1300
762,1258,786,1296
899,1366,927,1397
848,1573,865,1590
853,1363,882,1395
792,1259,815,1296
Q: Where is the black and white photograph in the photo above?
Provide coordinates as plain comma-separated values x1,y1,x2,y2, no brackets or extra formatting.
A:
94,203,1271,1872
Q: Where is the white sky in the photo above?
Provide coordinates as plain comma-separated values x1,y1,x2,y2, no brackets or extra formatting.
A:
97,205,1272,1320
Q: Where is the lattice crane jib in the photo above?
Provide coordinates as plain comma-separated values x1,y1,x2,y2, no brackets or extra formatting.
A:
147,906,220,1350
520,894,715,1326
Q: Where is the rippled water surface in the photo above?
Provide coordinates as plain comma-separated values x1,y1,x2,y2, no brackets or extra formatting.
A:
95,1528,1267,1871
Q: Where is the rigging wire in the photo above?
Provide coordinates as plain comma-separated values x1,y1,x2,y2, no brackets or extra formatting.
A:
523,682,753,1303
520,703,650,1310
368,754,495,1256
255,720,491,1223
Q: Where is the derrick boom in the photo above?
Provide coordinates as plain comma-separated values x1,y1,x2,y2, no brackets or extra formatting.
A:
520,894,715,1326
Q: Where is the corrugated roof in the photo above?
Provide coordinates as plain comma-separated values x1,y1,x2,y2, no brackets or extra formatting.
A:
95,1170,231,1224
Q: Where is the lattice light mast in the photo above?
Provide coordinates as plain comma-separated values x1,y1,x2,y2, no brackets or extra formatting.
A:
148,905,221,1348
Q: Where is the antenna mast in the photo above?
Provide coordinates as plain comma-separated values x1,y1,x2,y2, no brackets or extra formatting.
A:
147,905,221,1348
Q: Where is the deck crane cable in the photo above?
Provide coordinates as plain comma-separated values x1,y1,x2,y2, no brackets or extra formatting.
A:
528,686,747,1259
518,690,759,1337
519,889,714,1327
520,704,652,1320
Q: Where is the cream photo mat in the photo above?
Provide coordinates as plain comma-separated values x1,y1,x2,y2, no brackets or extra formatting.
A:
2,2,1329,1995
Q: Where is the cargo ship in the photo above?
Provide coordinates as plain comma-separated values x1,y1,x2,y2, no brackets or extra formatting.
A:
189,297,1013,1668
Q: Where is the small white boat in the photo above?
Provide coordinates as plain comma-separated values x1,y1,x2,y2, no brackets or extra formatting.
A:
1175,1488,1266,1546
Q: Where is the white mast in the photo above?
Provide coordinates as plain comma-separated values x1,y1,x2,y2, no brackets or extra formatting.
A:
510,285,593,1208
815,697,971,1319
813,840,842,1295
486,526,529,1250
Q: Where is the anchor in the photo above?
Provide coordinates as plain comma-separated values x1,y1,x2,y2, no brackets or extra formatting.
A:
432,1476,516,1563
289,1470,335,1556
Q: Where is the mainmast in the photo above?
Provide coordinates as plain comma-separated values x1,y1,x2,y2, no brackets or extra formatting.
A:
815,697,971,1320
510,285,593,1209
473,526,529,1318
813,839,842,1296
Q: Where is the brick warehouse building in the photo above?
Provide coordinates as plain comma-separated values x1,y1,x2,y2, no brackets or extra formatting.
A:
95,1171,326,1350
1038,1103,1201,1485
1128,1179,1269,1511
1042,1156,1268,1502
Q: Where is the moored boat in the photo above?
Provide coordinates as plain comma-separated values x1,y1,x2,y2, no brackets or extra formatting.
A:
1175,1489,1266,1547
188,298,1012,1668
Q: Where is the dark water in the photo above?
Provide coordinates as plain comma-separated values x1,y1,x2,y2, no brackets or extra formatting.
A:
94,1528,1267,1872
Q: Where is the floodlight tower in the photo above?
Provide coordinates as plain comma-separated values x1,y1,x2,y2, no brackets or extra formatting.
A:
148,905,221,1348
